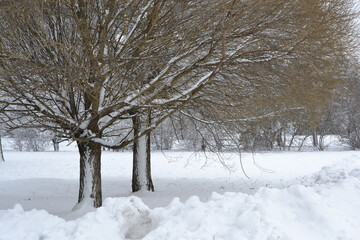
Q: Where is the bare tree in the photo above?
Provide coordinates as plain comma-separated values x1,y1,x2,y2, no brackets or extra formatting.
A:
332,63,360,150
52,134,61,152
183,0,356,152
9,128,50,152
0,0,239,207
152,118,176,150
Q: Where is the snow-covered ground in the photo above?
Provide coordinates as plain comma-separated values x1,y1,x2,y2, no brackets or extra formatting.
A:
0,142,360,239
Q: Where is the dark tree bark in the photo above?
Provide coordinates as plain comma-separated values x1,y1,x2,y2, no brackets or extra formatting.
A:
146,111,154,191
132,112,154,192
0,135,4,162
312,132,319,148
76,141,102,208
52,135,60,152
276,129,285,150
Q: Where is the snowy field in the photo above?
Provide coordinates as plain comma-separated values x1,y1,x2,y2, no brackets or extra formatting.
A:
0,142,360,239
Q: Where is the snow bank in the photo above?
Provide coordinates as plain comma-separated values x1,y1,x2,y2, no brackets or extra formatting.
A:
299,155,360,186
0,197,152,240
146,176,360,240
0,205,63,240
1,162,360,240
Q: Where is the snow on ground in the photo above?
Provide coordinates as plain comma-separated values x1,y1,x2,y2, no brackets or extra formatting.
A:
0,143,360,239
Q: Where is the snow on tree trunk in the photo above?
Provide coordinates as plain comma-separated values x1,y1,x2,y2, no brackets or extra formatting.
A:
76,141,102,208
132,113,154,192
0,135,4,162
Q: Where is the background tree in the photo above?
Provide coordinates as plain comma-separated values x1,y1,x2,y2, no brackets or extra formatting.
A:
180,0,356,152
0,104,6,162
152,118,176,150
0,132,4,162
331,63,360,150
9,128,50,152
52,134,62,152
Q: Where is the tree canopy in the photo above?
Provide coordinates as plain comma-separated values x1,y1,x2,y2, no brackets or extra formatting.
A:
0,0,356,207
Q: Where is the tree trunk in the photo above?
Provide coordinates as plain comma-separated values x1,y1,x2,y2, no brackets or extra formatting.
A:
0,135,5,162
52,135,60,152
76,141,102,208
201,137,206,151
312,131,319,148
53,142,59,152
153,132,162,150
146,121,154,191
298,135,309,151
132,112,154,192
288,128,299,151
318,134,325,151
276,129,284,150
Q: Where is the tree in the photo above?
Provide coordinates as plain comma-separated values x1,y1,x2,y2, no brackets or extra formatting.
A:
132,111,154,192
152,118,176,150
180,0,356,152
9,128,50,151
0,0,356,207
0,105,6,162
0,133,4,162
52,134,62,152
332,64,360,149
0,0,237,207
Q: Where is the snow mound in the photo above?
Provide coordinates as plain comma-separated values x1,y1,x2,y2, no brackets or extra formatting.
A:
146,180,360,240
0,204,63,240
0,197,153,240
298,155,360,186
1,176,360,240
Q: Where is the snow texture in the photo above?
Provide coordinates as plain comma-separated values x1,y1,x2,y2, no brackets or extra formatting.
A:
1,170,360,240
0,144,360,239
